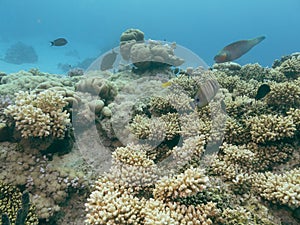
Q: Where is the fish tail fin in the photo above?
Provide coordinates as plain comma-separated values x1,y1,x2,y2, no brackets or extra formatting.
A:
50,41,54,46
161,81,172,88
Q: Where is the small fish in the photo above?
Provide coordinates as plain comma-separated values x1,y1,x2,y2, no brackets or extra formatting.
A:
255,84,271,100
50,38,68,46
214,36,265,63
100,50,118,71
161,81,172,88
194,79,219,108
162,79,219,108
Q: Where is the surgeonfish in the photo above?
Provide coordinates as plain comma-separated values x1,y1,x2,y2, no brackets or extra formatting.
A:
50,38,68,46
255,84,271,100
194,79,219,108
214,36,265,63
100,50,118,71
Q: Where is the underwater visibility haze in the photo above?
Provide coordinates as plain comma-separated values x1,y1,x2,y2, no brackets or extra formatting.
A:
0,0,300,225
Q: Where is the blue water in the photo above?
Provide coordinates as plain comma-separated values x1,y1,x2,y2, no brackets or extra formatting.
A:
0,0,299,74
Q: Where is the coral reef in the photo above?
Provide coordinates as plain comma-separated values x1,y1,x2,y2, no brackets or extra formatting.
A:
1,27,300,224
3,42,38,65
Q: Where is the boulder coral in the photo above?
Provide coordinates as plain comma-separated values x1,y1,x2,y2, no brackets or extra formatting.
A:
119,28,184,70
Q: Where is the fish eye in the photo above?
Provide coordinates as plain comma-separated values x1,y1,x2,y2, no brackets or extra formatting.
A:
195,98,200,102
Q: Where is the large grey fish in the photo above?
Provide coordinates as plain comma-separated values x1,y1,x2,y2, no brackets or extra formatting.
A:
214,36,265,63
100,50,118,71
50,38,68,46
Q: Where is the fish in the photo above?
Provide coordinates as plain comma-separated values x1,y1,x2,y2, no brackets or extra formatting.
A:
100,50,118,71
255,84,271,100
50,38,68,46
214,36,265,63
194,79,219,108
162,79,219,108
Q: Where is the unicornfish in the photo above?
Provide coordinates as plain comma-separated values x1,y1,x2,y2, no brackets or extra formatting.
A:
214,36,265,63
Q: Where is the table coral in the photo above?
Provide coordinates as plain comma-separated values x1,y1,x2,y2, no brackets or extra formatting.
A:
5,90,71,138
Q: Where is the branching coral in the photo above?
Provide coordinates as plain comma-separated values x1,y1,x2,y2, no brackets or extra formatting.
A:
4,90,71,138
265,81,300,110
245,114,296,143
85,176,144,225
252,169,300,209
278,56,300,79
153,167,209,201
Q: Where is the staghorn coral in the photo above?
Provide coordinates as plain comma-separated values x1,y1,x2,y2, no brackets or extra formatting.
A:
86,171,218,225
172,135,206,164
149,96,175,116
265,81,300,110
4,90,71,138
108,143,159,191
252,169,300,209
224,117,251,145
278,56,300,79
128,112,180,144
85,177,144,225
239,63,270,82
287,108,300,130
245,114,296,143
153,167,209,201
